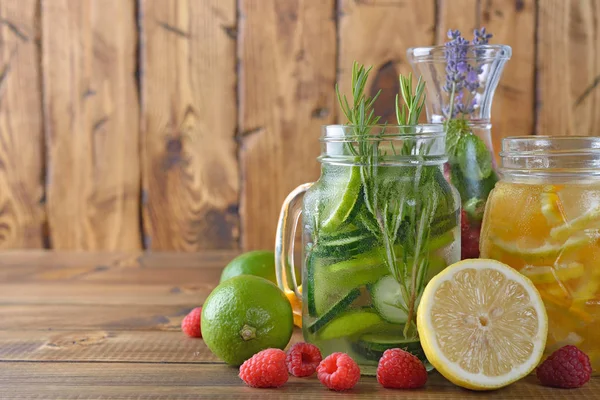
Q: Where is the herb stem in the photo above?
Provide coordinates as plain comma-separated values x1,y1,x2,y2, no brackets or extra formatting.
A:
448,82,456,120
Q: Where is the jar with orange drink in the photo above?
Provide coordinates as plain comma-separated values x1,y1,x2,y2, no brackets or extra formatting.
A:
480,136,600,372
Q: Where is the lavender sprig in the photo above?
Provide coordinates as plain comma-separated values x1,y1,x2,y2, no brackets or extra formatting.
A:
442,28,493,119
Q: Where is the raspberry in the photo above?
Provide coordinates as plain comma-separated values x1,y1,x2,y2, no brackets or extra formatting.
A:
317,352,360,391
181,307,202,338
461,210,480,259
536,345,592,388
377,348,427,389
286,342,323,377
239,349,289,388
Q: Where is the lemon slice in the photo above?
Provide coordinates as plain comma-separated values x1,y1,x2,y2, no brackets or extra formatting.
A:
520,262,585,284
489,235,589,263
550,207,600,241
541,190,565,225
284,286,302,328
417,259,548,390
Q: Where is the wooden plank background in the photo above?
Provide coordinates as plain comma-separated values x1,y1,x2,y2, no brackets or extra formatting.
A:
0,0,598,252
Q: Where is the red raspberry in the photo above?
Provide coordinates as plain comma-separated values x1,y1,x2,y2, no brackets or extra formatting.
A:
461,210,480,259
239,348,288,388
317,352,360,391
286,342,322,377
536,345,592,388
181,307,202,338
377,348,427,389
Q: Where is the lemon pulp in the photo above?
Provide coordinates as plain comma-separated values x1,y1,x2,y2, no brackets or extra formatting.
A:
417,259,548,390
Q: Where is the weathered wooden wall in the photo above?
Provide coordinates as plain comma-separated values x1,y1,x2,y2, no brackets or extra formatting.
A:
0,0,598,251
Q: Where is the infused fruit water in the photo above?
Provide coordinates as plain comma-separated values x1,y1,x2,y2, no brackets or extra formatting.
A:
301,163,460,373
480,181,600,372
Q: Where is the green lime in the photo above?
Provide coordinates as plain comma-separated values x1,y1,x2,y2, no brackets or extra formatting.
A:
201,275,293,366
220,251,276,284
320,165,362,233
317,309,383,340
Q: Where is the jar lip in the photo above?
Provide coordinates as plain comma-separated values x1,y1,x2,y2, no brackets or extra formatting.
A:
320,124,445,142
499,136,600,177
500,136,600,156
407,44,512,61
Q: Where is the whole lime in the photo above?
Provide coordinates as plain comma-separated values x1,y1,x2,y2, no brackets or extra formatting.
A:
201,275,293,366
220,250,277,284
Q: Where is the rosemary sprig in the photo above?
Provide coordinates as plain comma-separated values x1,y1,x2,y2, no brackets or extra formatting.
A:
394,72,437,337
335,61,437,339
396,73,426,126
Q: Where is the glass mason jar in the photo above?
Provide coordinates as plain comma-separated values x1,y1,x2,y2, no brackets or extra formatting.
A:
480,136,600,373
407,44,511,259
275,125,460,374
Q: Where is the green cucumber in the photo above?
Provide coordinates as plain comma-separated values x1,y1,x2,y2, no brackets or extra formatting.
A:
370,256,447,323
352,332,426,361
313,309,383,340
307,288,360,334
306,252,318,317
312,228,376,259
370,275,409,324
313,252,388,314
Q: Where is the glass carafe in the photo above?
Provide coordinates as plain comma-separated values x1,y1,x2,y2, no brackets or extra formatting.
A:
408,44,511,259
275,125,460,374
481,136,600,373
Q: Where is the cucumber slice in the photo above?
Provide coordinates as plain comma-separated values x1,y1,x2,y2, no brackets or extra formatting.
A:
314,309,383,340
371,275,409,324
352,332,426,361
320,166,362,233
306,252,318,317
313,253,388,314
307,288,360,334
313,228,376,259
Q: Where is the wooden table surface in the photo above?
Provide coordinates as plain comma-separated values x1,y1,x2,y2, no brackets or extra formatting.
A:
0,251,598,399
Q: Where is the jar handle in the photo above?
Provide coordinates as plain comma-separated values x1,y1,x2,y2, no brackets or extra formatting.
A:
275,183,312,300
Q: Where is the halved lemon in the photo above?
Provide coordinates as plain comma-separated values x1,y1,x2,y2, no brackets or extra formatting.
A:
417,259,548,390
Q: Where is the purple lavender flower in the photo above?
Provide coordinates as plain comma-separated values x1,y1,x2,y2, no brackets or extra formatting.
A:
442,28,493,119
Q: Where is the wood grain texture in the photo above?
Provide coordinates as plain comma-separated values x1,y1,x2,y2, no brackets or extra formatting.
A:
537,0,600,136
0,251,598,398
42,0,140,250
480,0,536,152
0,251,230,284
239,0,336,250
0,305,193,331
0,331,220,362
0,362,597,399
0,0,44,249
0,282,210,306
436,0,479,44
338,0,435,124
140,0,239,251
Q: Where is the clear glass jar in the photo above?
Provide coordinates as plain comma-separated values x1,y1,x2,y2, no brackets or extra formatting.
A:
275,125,460,374
480,136,600,373
408,44,511,259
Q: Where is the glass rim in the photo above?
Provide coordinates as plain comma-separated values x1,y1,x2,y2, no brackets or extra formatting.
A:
407,44,512,61
499,135,600,177
320,124,445,142
500,136,600,156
